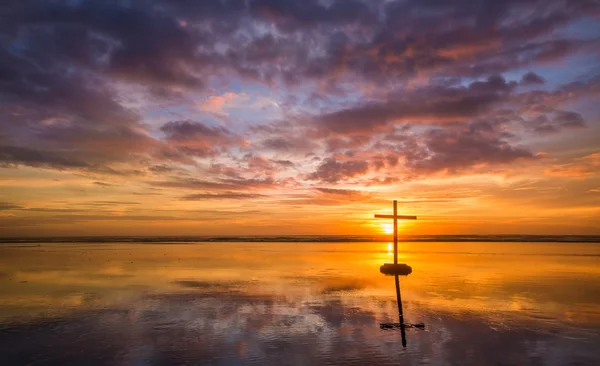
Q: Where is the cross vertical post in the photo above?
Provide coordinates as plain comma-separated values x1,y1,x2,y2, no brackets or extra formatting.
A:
393,200,398,264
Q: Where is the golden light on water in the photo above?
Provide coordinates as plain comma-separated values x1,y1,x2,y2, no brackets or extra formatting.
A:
2,242,600,364
3,241,599,323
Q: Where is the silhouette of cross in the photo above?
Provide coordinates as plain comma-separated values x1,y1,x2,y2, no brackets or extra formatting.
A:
374,200,417,264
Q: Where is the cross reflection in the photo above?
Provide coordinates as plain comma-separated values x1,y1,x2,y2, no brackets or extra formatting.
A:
380,266,425,347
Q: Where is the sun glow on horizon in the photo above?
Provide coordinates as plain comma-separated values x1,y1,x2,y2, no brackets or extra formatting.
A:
381,223,396,234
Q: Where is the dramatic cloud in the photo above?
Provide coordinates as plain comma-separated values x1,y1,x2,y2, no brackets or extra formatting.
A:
309,159,370,183
0,0,599,234
527,110,586,134
160,120,242,157
315,76,516,136
411,121,535,174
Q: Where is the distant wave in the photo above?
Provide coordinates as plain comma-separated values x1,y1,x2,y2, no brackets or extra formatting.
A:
1,235,600,243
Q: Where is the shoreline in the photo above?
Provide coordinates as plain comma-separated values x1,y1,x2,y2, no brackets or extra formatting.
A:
2,234,600,243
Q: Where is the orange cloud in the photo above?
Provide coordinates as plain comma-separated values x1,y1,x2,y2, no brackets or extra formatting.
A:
545,153,600,178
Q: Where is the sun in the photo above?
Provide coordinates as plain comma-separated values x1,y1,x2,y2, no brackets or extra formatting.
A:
381,222,404,234
381,223,394,234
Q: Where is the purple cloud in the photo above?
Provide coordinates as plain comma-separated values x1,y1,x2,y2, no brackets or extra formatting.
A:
309,158,369,183
160,120,241,157
0,0,597,201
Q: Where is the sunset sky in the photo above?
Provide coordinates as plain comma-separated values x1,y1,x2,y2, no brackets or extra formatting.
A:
0,0,599,236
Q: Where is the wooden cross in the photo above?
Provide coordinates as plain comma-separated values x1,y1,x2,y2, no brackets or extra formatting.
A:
374,200,417,264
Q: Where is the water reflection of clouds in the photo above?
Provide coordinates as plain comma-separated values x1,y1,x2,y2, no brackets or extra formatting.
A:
2,288,599,365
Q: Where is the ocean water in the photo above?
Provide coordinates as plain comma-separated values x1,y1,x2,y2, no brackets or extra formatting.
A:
1,240,599,365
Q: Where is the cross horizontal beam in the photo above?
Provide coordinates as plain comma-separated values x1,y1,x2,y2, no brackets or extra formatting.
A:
374,214,417,220
380,322,425,330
